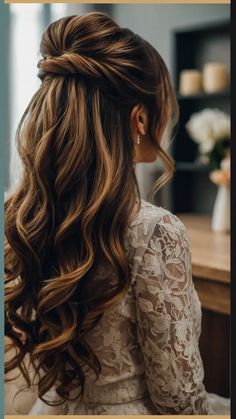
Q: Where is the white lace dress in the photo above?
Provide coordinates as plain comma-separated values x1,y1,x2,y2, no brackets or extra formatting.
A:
29,199,230,415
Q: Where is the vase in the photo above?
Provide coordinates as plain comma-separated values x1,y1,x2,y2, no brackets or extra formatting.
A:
211,184,230,233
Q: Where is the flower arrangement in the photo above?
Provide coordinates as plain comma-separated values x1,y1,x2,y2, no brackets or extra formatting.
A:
185,108,230,170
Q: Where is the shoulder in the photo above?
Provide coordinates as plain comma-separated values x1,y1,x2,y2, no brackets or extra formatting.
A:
125,199,189,266
127,199,187,242
125,200,192,287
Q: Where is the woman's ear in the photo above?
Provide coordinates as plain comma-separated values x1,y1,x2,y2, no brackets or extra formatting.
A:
130,104,148,139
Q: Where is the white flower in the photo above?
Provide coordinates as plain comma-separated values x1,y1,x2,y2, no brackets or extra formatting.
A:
186,108,230,154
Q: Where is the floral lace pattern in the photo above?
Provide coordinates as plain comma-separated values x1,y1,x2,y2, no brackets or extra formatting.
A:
29,199,214,415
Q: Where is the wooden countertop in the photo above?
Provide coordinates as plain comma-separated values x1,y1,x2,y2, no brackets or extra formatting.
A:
178,214,230,284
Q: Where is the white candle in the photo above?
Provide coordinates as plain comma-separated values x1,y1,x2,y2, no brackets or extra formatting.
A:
179,69,202,96
203,62,229,93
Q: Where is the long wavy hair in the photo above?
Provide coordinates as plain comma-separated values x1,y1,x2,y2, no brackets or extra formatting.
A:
5,12,179,406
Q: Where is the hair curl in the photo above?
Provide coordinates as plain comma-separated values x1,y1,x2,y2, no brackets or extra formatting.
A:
5,12,179,406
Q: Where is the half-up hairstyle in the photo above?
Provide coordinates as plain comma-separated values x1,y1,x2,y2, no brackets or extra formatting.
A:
5,12,179,406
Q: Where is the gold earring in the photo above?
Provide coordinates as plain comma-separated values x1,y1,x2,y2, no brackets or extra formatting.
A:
136,134,141,145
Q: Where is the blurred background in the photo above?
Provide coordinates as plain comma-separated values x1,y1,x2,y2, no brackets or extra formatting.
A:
1,3,230,413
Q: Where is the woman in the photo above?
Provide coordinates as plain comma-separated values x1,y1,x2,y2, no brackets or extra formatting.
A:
5,12,229,415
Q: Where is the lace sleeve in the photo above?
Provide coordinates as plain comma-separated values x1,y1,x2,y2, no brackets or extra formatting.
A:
132,212,211,414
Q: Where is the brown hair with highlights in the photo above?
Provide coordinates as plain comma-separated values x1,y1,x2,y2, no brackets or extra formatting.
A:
5,12,179,406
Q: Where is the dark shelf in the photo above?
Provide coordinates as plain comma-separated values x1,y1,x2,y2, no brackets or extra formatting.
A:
173,20,229,36
177,90,230,101
175,162,210,172
171,19,229,215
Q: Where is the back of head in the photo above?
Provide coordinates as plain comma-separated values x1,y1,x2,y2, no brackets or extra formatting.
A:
5,12,178,406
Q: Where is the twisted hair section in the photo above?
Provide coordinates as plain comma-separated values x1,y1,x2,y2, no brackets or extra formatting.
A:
5,12,179,406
